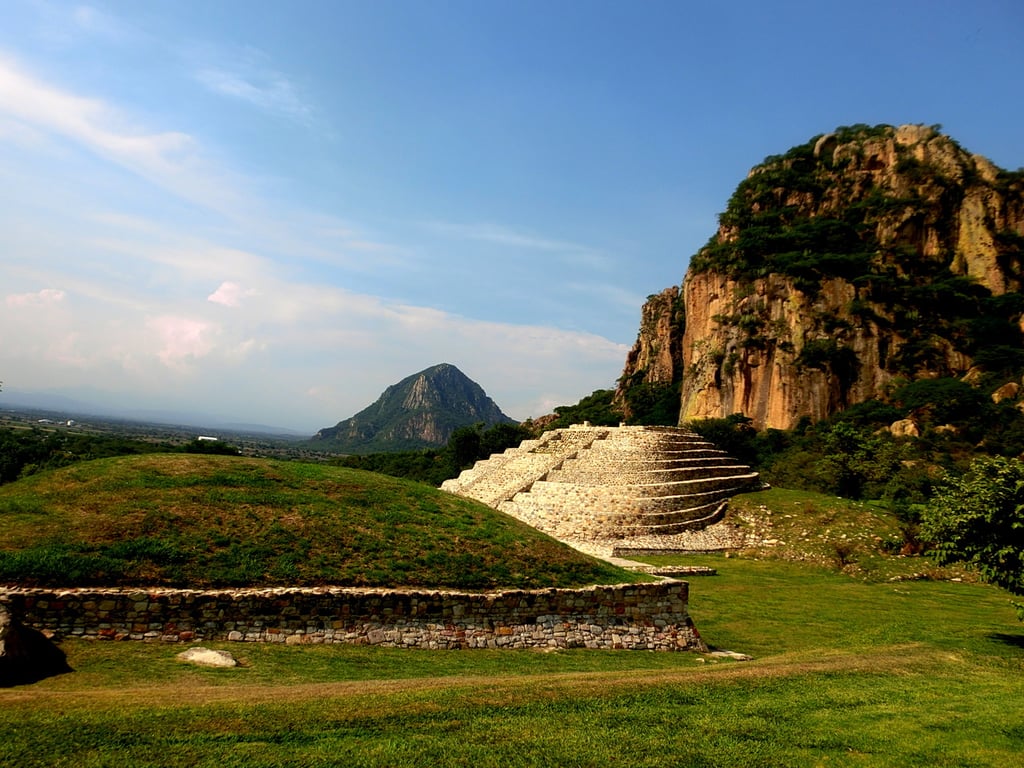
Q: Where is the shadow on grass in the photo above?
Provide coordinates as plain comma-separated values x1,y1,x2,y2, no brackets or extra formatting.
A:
986,632,1024,649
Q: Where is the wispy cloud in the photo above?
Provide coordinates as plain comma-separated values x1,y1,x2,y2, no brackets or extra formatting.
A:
427,220,613,271
6,288,66,307
567,281,648,313
70,5,137,42
192,46,313,124
0,54,248,216
0,54,400,276
429,220,583,252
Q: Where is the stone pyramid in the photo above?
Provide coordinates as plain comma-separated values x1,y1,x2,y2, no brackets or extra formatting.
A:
441,424,759,552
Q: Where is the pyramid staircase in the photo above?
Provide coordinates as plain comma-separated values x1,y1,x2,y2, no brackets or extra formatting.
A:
441,424,759,549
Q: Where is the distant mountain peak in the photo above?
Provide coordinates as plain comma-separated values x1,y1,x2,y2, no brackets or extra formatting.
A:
312,364,514,453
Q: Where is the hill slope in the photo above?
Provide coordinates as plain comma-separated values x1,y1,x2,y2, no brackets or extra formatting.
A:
618,123,1024,429
0,454,632,589
312,363,515,453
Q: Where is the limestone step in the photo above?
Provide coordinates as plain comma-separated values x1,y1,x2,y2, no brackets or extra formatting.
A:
500,496,734,540
444,424,760,545
521,472,758,502
546,463,755,485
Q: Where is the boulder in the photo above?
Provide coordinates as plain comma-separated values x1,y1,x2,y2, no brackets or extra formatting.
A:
992,382,1020,403
888,419,920,438
176,647,238,668
0,606,72,687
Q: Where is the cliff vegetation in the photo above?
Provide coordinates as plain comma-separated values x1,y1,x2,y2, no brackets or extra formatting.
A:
619,124,1024,431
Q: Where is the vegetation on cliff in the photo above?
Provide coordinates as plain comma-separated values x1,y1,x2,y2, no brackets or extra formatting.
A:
692,123,1023,291
619,123,1024,432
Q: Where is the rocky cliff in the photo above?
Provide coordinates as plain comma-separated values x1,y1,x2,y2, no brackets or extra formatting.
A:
313,363,514,453
618,124,1024,430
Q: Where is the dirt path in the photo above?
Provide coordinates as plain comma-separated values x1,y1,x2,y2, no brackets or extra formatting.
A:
0,644,940,710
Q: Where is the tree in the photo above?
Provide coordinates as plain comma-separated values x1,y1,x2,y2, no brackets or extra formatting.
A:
447,424,483,470
921,456,1024,619
544,390,622,431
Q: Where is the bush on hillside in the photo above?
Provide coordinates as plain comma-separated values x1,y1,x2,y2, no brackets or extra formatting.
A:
922,456,1024,618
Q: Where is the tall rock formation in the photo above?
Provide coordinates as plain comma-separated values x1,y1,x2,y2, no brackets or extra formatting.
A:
618,124,1024,430
616,286,685,421
312,363,514,453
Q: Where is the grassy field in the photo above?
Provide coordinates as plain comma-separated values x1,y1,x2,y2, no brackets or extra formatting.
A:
2,468,1023,765
3,550,1022,766
0,454,632,589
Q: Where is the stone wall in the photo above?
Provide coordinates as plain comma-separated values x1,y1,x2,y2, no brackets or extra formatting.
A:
0,581,706,652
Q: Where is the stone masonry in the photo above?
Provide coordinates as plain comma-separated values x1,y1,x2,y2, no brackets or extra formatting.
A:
442,425,759,554
0,582,706,652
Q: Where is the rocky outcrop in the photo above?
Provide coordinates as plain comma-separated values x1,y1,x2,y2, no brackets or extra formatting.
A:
0,605,71,686
619,288,684,388
619,124,1024,429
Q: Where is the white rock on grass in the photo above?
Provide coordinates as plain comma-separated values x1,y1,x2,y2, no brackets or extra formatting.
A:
176,647,238,668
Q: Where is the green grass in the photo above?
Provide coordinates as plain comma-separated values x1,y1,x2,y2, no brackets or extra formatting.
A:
719,487,968,581
3,469,1023,764
0,454,634,589
2,555,1022,766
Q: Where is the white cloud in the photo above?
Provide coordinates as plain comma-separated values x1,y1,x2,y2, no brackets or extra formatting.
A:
147,315,216,369
208,281,257,308
0,259,626,428
6,288,66,307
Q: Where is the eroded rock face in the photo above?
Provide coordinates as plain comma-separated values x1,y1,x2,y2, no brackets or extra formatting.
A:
615,287,685,418
619,124,1024,430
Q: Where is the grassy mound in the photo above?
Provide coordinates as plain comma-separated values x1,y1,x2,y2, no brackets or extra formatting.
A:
0,454,634,590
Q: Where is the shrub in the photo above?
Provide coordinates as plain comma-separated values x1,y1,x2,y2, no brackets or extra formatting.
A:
893,378,989,428
922,456,1024,617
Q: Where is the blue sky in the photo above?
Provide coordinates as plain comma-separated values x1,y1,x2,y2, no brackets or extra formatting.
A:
1,1,1021,432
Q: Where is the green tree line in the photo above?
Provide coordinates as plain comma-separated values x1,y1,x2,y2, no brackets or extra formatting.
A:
0,428,240,485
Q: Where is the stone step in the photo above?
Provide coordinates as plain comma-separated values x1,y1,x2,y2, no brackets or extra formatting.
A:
600,504,730,536
447,452,569,507
444,424,760,545
584,443,724,457
567,455,732,467
522,473,758,502
500,496,733,540
546,464,754,485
